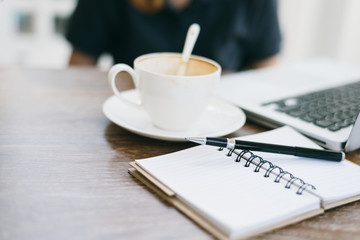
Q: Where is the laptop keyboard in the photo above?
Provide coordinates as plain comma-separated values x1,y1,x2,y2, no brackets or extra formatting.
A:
263,81,360,132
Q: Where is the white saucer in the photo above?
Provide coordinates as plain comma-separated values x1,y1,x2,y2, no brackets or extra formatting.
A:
102,90,246,141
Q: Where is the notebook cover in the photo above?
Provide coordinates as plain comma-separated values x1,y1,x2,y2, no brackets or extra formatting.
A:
322,195,360,210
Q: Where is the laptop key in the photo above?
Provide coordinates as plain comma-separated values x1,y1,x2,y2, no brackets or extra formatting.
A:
275,105,299,112
288,110,307,117
300,115,315,122
308,112,324,120
315,120,334,128
328,124,342,132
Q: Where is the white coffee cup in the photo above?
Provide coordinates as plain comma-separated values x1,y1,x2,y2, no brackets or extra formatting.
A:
108,52,221,131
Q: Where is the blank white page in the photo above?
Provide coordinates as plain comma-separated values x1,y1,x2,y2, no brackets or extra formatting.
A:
237,126,360,206
136,142,320,239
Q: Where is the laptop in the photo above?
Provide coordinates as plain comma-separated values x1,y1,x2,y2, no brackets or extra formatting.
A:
216,58,360,152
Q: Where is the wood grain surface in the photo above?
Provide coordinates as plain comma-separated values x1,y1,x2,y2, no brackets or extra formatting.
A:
0,67,359,240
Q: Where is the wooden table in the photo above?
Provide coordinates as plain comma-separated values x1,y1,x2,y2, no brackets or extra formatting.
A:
1,67,359,240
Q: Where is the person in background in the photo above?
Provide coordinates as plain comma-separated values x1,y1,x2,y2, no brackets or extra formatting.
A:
66,0,281,71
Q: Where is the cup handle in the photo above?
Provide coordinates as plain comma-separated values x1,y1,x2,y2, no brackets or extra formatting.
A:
108,64,142,110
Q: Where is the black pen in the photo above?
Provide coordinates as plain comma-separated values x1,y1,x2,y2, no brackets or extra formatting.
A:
186,137,345,162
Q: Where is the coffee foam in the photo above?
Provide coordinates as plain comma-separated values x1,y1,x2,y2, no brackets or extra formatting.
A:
137,54,218,76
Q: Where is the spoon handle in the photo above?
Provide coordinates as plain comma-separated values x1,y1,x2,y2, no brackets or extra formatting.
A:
181,23,200,62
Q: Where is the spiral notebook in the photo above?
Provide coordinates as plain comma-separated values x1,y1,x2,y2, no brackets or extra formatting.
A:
128,126,360,239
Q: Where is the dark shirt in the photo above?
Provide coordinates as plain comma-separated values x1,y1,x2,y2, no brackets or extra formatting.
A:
66,0,281,71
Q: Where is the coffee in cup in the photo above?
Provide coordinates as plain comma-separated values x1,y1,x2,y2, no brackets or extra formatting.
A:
108,52,221,131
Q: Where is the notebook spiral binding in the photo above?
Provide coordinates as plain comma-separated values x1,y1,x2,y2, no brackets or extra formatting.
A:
218,147,316,195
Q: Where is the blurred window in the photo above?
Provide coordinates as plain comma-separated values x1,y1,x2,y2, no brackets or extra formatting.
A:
15,11,34,34
54,15,69,35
